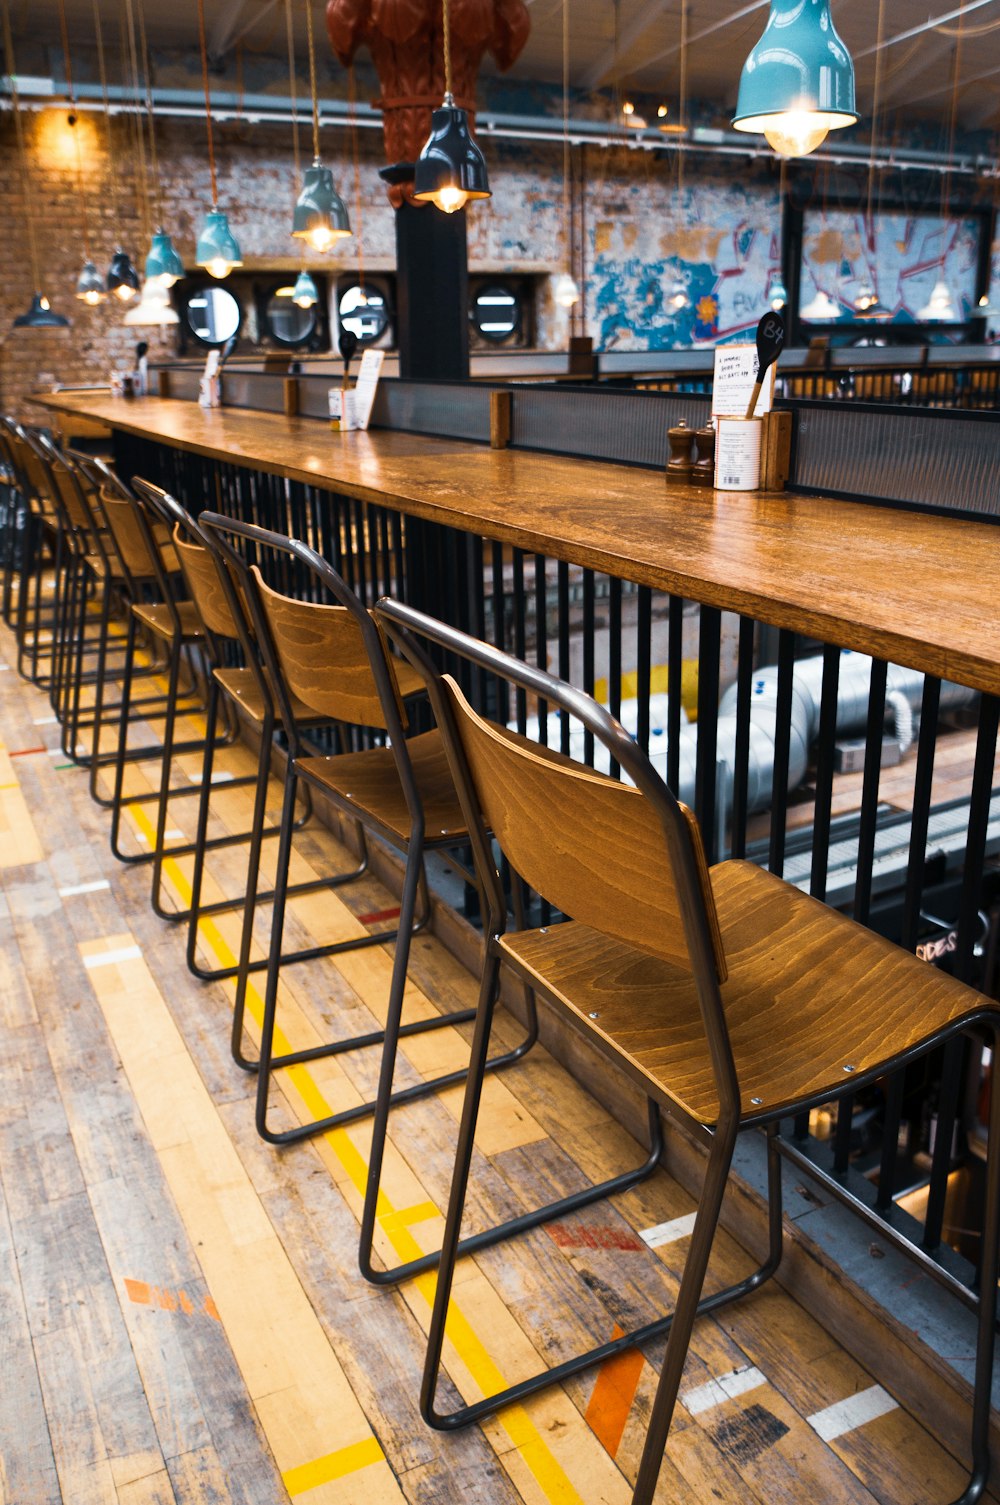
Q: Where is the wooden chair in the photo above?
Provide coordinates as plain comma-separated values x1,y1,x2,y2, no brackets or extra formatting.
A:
195,514,539,1252
375,596,1000,1505
1,419,64,686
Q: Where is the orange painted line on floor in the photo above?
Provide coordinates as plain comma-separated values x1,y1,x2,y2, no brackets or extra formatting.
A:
9,746,47,758
123,1277,222,1321
357,905,402,926
584,1324,646,1460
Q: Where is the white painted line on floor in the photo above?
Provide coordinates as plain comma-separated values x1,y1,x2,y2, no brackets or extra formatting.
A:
47,747,69,757
84,945,142,971
682,1366,767,1417
33,715,58,725
135,828,185,844
807,1385,898,1442
59,879,112,898
640,1212,697,1248
188,769,236,784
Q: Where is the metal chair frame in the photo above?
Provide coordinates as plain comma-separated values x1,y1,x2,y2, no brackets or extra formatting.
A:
197,512,539,1170
375,596,1000,1505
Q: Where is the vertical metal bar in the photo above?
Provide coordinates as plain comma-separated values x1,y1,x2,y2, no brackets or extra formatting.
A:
853,657,889,927
667,595,683,794
695,607,721,859
513,549,527,735
767,629,796,879
582,569,595,767
491,541,508,726
557,560,571,754
729,616,756,861
636,586,652,756
609,576,623,779
534,554,548,747
809,644,843,903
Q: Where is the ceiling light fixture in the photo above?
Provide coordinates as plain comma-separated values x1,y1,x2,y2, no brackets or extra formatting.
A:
195,0,242,277
413,0,491,214
292,270,319,308
291,0,351,248
3,0,69,329
733,0,859,159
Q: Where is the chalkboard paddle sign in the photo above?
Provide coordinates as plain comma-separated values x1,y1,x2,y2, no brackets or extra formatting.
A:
744,309,785,420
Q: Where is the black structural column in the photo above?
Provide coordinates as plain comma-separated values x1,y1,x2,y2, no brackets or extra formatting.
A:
391,196,470,380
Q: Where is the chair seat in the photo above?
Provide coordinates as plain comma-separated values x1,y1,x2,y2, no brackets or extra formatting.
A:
296,729,466,848
500,858,991,1126
131,600,203,641
213,667,326,727
85,553,124,581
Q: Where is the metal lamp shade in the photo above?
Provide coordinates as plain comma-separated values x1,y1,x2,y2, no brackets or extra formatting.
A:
145,232,185,287
13,292,70,329
123,280,180,326
413,101,491,214
766,276,788,310
196,210,243,278
291,164,351,250
733,0,858,157
292,271,319,308
76,260,107,305
107,249,141,301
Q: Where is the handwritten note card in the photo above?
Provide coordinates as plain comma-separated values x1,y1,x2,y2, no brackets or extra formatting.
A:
712,345,775,418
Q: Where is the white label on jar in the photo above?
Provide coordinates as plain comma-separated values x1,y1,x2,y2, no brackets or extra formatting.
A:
715,418,762,491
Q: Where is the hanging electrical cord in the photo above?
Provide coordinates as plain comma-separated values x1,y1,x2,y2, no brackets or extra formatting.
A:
196,0,220,211
137,0,163,228
305,0,321,164
349,64,366,299
122,0,151,251
554,0,579,311
290,0,351,246
56,0,105,303
194,0,242,275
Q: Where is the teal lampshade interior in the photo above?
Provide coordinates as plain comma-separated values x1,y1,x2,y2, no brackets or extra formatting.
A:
107,249,141,300
733,0,858,139
196,210,243,275
291,163,351,248
413,99,491,211
14,292,70,329
292,271,319,308
766,275,788,309
145,231,185,286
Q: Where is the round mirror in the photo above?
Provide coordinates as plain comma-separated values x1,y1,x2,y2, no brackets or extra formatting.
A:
339,284,389,345
265,289,318,347
184,285,242,345
472,284,521,343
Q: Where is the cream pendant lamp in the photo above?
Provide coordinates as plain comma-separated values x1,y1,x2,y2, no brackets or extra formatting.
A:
3,0,69,329
801,287,841,321
554,0,579,311
195,0,242,277
123,278,180,325
733,0,859,159
413,0,491,213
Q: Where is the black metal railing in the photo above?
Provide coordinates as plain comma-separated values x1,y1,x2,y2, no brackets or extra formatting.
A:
115,425,1000,1307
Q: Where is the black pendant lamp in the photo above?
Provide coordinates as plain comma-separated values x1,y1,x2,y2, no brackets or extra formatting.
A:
413,0,491,214
14,293,70,329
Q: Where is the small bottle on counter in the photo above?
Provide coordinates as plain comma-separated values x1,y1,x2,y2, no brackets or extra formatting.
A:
666,420,695,480
692,422,716,486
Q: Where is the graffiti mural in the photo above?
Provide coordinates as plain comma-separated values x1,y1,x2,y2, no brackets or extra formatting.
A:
589,175,781,350
800,209,982,322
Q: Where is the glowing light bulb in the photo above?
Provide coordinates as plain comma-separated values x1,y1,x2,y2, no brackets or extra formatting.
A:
623,100,635,116
658,104,668,119
81,290,103,306
40,295,51,311
305,224,337,252
434,185,470,214
114,282,137,302
762,112,830,158
206,258,231,279
157,271,180,289
554,273,580,309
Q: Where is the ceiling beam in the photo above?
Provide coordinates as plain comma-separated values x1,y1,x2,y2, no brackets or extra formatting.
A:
208,0,278,61
855,0,1000,58
579,0,672,92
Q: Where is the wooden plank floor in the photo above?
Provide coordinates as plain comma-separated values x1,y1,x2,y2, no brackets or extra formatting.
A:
0,608,993,1505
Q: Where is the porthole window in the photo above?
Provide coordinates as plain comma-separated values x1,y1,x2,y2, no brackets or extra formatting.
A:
338,284,389,345
184,285,242,346
265,288,318,348
472,284,521,343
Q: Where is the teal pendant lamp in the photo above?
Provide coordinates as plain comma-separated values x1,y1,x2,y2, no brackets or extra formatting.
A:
195,0,242,278
292,270,319,308
145,231,184,287
766,275,788,310
15,293,70,329
196,210,243,279
413,0,491,213
292,163,351,251
733,0,858,158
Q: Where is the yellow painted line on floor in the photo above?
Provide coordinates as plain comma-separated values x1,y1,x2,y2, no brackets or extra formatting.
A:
378,1201,440,1234
0,743,44,868
127,801,594,1505
282,1437,385,1496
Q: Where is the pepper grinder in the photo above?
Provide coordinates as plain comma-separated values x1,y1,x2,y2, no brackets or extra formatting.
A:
692,422,716,486
667,420,695,480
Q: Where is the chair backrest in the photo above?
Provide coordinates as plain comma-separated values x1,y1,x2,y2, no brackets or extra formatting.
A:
251,567,402,732
440,683,723,976
131,475,240,644
100,488,160,579
28,433,94,537
375,595,740,1114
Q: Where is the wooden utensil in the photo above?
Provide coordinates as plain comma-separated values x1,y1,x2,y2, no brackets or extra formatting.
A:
339,328,359,391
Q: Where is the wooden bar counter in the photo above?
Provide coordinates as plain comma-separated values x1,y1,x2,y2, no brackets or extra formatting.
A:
34,390,1000,697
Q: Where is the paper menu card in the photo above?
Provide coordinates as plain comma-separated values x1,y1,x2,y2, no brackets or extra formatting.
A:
711,344,775,418
352,349,385,430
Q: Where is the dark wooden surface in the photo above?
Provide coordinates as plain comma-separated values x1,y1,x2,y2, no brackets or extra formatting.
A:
31,392,1000,696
